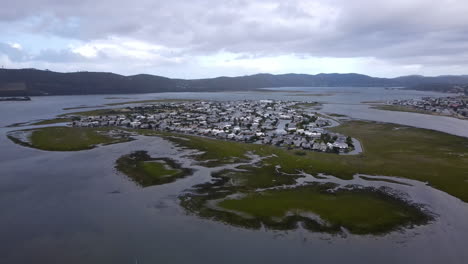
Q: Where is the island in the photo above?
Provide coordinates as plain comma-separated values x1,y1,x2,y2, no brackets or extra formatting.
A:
7,99,468,236
115,151,193,187
70,100,355,154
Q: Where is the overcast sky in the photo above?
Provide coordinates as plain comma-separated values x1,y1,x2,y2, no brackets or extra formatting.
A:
1,0,467,78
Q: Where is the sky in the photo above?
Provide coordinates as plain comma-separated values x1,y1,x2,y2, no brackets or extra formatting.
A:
1,0,468,79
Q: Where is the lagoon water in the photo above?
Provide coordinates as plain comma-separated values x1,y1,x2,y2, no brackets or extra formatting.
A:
1,87,468,263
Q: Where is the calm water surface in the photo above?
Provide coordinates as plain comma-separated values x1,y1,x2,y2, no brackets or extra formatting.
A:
1,88,468,264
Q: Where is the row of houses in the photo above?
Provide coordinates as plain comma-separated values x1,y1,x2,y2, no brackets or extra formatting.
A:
72,100,353,152
387,96,468,118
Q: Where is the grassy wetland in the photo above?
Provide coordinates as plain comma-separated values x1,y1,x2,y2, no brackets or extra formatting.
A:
163,121,468,202
217,185,430,234
179,174,431,235
10,120,467,196
7,126,132,151
115,151,193,187
158,121,467,234
7,119,467,235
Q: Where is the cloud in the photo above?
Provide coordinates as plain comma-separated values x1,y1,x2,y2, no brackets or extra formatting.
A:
1,0,468,77
9,43,23,50
33,48,91,63
0,42,28,61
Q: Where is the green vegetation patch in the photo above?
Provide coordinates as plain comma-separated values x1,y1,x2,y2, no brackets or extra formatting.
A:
181,178,431,235
8,126,132,151
157,121,468,202
213,164,300,189
116,151,193,187
330,121,468,202
162,135,253,167
177,144,431,235
218,185,430,235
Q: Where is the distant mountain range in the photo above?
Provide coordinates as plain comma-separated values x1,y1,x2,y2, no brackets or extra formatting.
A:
1,68,468,96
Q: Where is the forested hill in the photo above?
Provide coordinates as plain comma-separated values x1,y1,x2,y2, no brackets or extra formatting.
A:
1,68,468,96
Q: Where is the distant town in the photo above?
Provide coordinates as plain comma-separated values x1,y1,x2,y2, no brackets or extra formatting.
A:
72,100,354,153
385,95,468,119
